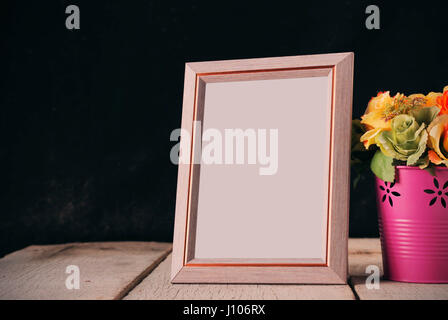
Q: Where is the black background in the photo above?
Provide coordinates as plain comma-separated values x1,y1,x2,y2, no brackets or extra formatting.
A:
1,0,447,257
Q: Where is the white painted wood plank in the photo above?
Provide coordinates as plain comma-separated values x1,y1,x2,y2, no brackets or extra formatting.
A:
348,238,448,300
0,242,171,300
5,238,443,300
351,277,448,300
349,238,382,255
125,255,355,300
348,238,383,277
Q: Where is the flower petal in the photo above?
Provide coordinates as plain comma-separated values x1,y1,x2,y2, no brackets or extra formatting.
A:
429,150,443,165
407,127,428,166
360,128,384,149
427,115,448,161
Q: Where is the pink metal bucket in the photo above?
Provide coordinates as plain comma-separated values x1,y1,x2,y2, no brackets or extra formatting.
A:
375,166,448,283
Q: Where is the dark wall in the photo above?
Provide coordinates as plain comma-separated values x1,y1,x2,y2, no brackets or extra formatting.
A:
1,0,447,256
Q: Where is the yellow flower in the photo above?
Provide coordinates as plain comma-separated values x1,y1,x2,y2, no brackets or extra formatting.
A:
393,92,406,101
427,114,448,166
408,92,441,107
361,91,393,130
408,93,425,100
360,128,384,149
365,91,393,113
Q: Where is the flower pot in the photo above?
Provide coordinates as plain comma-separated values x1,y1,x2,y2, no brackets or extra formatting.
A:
375,166,448,283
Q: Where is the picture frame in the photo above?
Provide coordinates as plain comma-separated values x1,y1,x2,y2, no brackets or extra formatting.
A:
171,52,354,284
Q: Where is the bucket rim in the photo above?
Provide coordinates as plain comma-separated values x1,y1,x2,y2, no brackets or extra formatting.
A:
395,165,448,171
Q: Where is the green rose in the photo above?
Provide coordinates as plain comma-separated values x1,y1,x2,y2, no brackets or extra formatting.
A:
370,107,438,182
375,114,428,166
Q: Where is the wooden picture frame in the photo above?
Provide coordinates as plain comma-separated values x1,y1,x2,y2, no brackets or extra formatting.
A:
171,52,354,284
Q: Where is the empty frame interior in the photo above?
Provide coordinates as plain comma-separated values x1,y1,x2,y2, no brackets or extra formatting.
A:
187,68,333,265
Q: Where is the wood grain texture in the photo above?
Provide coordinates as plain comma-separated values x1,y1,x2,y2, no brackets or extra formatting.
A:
171,64,197,281
125,255,355,300
326,52,354,283
348,238,383,277
199,68,332,83
0,242,171,300
187,52,354,74
172,52,354,284
184,78,206,263
351,277,448,300
173,264,345,284
2,239,446,299
348,238,448,300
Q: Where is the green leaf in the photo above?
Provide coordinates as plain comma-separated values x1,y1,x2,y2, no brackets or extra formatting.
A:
370,150,395,182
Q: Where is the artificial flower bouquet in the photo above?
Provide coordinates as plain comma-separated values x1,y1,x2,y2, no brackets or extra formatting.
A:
355,86,448,283
359,86,448,182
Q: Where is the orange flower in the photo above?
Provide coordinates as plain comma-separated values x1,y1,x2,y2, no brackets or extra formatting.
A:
429,150,443,165
436,91,448,115
427,115,448,166
444,124,448,153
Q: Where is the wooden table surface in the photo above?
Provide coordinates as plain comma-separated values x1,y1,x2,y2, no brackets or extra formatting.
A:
0,239,447,300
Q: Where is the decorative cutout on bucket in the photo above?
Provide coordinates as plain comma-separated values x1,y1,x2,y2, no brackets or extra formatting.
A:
424,178,448,208
379,181,401,207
